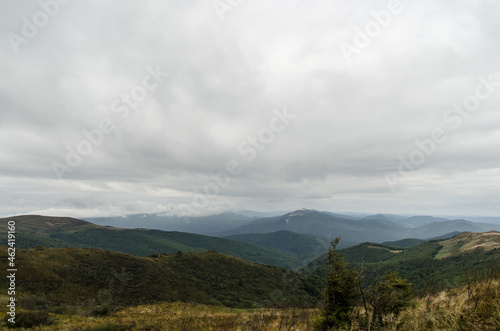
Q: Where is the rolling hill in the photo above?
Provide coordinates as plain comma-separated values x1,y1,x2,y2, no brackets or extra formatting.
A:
4,212,499,270
434,231,500,260
0,215,303,269
382,238,427,248
225,230,331,263
302,231,500,291
0,246,322,308
1,215,105,234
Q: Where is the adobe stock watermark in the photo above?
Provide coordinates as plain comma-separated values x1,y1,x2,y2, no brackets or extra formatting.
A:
213,0,243,21
385,74,500,191
51,65,168,179
180,107,297,216
339,0,403,63
6,0,72,54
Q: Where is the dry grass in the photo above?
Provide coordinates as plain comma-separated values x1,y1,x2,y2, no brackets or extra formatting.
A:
354,278,500,330
1,301,319,331
435,231,500,260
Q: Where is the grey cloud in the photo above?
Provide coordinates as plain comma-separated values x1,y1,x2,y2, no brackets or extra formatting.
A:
1,0,499,217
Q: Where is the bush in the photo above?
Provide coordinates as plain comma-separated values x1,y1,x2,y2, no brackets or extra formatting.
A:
85,304,113,317
365,271,413,329
51,305,78,315
4,310,54,328
17,295,51,310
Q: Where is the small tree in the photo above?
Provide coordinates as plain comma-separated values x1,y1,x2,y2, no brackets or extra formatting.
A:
366,271,413,329
316,238,359,330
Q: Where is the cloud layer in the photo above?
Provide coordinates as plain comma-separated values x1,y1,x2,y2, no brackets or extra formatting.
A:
1,0,499,217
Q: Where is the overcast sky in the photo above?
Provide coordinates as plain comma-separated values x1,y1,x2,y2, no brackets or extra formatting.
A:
1,0,499,218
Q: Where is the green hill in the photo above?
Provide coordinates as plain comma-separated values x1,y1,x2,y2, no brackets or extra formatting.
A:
434,231,500,260
303,231,500,290
0,215,302,269
382,238,427,248
428,231,461,240
225,230,331,263
1,215,104,234
0,246,322,309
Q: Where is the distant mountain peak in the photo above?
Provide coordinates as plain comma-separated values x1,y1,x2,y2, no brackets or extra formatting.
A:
284,209,319,217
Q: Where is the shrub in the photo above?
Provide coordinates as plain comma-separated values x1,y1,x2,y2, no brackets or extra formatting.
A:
365,270,413,329
85,304,113,317
3,310,54,328
17,295,51,310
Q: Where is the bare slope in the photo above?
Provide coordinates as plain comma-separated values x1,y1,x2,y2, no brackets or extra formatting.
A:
435,231,500,260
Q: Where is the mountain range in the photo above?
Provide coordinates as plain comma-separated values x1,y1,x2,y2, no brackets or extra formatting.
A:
215,209,500,244
85,210,500,239
2,210,500,270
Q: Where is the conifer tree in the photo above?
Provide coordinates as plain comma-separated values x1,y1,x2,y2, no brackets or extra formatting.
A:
317,237,359,330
